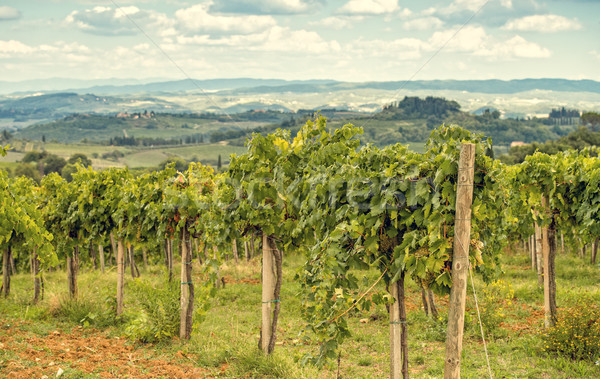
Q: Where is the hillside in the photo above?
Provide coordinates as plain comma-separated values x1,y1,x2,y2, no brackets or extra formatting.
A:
1,79,599,129
13,97,579,148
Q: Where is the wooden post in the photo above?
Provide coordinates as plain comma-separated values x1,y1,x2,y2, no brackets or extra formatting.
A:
98,244,105,273
33,248,41,304
261,232,277,354
389,273,408,379
535,222,543,287
232,239,239,263
542,196,558,328
420,287,429,316
444,143,475,379
390,280,402,379
560,233,565,255
530,235,535,270
89,241,98,270
116,238,125,316
67,245,79,299
142,247,148,270
2,246,10,298
245,239,250,261
427,289,439,319
591,237,598,265
180,229,194,340
110,232,117,266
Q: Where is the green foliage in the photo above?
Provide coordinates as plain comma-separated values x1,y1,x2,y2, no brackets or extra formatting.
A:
125,277,181,343
51,296,101,325
295,122,505,364
67,153,92,167
541,301,600,362
500,126,600,164
478,279,515,337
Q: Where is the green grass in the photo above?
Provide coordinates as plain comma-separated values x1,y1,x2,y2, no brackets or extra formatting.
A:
1,248,600,378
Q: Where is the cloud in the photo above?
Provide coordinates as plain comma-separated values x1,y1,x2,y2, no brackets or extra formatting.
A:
0,40,34,55
0,6,21,20
210,0,323,14
502,14,582,32
311,16,364,30
425,26,551,59
337,0,400,15
65,6,172,36
175,4,276,34
402,17,443,31
0,40,91,61
476,35,551,58
175,26,339,54
433,0,539,27
428,25,487,52
347,37,424,59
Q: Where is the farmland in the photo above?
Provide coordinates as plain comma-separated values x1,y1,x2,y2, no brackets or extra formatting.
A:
2,121,600,378
1,252,599,378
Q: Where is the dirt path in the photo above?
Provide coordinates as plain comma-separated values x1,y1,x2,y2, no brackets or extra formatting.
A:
0,318,214,378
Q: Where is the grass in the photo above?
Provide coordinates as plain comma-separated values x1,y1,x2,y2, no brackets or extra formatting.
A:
0,140,247,170
1,248,600,378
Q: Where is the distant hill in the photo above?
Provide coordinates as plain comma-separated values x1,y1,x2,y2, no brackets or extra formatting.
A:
1,78,600,130
14,96,578,147
2,78,600,96
0,92,184,124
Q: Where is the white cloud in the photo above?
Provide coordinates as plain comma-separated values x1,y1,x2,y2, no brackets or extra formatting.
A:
450,0,489,13
347,37,424,59
502,14,582,33
311,16,363,29
590,50,600,61
428,25,487,52
402,17,443,31
175,4,276,34
425,26,550,60
0,40,34,55
210,0,320,14
476,35,551,58
176,26,339,54
338,0,400,15
0,6,21,20
65,6,172,36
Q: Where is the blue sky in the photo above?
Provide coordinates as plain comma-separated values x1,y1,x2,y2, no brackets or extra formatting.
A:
0,0,598,82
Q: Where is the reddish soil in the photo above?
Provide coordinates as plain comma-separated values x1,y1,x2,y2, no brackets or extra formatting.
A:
0,319,214,378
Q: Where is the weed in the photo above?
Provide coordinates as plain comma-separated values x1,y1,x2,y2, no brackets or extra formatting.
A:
124,277,180,343
541,300,600,362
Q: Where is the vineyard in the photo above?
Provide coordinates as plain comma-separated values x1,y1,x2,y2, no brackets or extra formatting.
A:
1,119,600,378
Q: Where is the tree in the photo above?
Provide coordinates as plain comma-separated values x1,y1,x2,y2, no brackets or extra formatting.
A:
68,153,92,167
158,157,188,172
13,163,41,184
42,155,67,175
217,154,222,170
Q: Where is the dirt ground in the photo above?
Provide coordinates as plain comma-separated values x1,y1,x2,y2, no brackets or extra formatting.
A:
0,318,216,378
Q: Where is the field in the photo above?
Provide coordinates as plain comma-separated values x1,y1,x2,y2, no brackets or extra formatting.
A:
0,141,247,171
2,248,599,378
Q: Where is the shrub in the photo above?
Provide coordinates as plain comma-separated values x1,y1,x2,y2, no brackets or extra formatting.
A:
125,277,180,343
541,301,600,362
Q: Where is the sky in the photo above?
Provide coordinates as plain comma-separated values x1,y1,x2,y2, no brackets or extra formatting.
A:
0,0,599,83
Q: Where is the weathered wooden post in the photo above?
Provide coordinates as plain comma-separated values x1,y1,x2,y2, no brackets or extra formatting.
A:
116,238,125,316
180,228,194,340
261,232,277,354
444,143,475,379
541,196,557,328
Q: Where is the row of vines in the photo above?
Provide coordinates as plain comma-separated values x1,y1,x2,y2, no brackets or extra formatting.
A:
2,120,600,378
